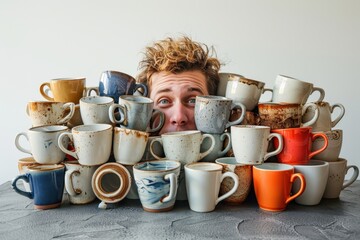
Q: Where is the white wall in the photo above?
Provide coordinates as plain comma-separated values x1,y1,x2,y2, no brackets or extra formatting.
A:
1,0,359,184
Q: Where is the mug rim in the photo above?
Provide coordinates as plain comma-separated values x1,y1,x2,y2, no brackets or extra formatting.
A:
29,125,69,132
215,157,246,166
161,130,200,136
51,77,86,81
27,163,65,172
185,162,222,172
253,163,293,171
72,124,112,133
80,95,114,104
133,160,181,173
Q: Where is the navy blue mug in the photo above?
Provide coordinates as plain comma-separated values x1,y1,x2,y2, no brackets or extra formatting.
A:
12,164,65,210
99,70,148,103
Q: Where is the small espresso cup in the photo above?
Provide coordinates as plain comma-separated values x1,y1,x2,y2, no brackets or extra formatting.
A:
311,129,343,162
195,95,246,134
99,70,148,103
231,125,283,165
39,77,86,104
258,102,319,129
64,161,98,204
109,95,164,133
26,101,75,127
113,127,149,165
215,157,252,205
302,101,345,132
200,132,232,162
217,72,244,97
80,96,114,125
253,163,306,211
225,76,267,111
292,160,329,206
150,130,215,165
185,162,239,212
12,164,65,209
272,127,328,165
15,125,69,164
270,74,325,104
58,124,113,166
323,158,359,199
133,160,181,212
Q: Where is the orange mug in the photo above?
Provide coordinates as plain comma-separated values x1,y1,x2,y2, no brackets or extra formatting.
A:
272,127,328,165
253,163,306,211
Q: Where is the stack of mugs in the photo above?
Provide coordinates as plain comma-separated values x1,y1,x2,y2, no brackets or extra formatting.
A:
11,71,359,214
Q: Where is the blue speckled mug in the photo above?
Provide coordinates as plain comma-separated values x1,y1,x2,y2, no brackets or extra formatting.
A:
11,164,65,210
133,160,181,212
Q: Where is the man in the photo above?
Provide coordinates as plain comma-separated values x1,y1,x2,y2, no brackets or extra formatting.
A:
137,36,221,135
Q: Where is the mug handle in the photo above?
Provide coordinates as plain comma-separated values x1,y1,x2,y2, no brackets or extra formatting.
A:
58,132,78,160
39,82,54,101
342,165,359,189
57,102,75,125
331,103,345,128
198,134,216,160
308,132,329,159
261,88,273,102
65,170,82,196
146,110,165,133
226,102,246,128
285,173,306,204
108,103,127,125
218,132,232,157
311,87,325,102
85,87,99,96
11,174,33,199
161,173,177,203
149,138,165,160
133,83,148,97
302,103,319,127
15,132,31,154
264,133,283,161
216,171,239,204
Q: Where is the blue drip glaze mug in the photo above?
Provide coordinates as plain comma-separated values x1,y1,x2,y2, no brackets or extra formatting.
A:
12,164,65,210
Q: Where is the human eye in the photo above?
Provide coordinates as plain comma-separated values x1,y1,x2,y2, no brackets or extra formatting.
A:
187,97,196,106
157,98,171,107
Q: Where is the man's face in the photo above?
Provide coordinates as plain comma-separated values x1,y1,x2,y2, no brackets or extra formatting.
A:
150,70,209,135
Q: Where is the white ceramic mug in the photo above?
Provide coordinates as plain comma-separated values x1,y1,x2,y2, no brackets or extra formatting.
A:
185,162,239,212
15,125,69,164
58,124,113,166
270,74,325,104
150,130,215,165
292,160,329,206
231,125,283,165
80,96,114,125
303,101,345,132
65,161,98,204
113,127,149,165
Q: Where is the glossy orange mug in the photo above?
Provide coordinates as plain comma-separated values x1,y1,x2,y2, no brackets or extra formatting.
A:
272,127,328,165
253,163,306,211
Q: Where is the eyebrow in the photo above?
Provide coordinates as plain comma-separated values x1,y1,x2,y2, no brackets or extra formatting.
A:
155,87,204,94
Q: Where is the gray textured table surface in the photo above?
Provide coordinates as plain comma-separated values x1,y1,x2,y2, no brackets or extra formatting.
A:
1,180,360,240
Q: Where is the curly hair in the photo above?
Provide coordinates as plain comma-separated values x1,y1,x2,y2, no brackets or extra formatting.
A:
137,36,221,95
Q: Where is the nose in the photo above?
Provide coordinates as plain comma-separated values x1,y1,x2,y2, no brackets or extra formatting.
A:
169,102,189,126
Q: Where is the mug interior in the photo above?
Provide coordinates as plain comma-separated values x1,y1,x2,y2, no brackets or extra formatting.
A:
134,160,180,172
185,162,222,171
254,163,293,171
215,157,244,166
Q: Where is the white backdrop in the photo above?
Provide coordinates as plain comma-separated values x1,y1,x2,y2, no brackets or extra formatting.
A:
1,0,359,184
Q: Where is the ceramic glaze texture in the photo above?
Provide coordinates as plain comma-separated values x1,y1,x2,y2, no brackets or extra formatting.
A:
80,96,113,125
258,103,302,129
15,125,69,164
134,161,180,212
27,101,75,127
113,127,149,165
311,129,342,161
225,77,265,111
58,124,113,166
99,71,147,103
40,78,86,104
194,96,233,134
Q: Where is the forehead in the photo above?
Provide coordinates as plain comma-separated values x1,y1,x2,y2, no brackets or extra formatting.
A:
149,71,208,98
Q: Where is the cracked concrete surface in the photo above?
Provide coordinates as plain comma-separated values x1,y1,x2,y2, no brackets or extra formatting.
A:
1,181,360,239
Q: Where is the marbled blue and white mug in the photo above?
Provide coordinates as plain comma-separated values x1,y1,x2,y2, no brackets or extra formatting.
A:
133,160,181,212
